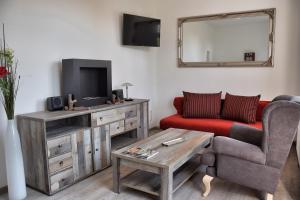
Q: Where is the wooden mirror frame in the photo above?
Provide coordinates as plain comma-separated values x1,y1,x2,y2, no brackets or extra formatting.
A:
177,8,276,67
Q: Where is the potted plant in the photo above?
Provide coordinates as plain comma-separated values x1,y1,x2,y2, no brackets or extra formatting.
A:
0,24,26,200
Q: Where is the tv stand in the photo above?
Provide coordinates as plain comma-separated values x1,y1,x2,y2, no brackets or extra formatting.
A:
17,99,149,195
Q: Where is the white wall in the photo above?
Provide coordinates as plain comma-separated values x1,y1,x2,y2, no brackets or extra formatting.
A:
0,0,159,117
0,0,159,188
155,0,300,123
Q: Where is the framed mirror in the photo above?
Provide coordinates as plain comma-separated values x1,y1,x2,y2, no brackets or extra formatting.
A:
178,8,276,67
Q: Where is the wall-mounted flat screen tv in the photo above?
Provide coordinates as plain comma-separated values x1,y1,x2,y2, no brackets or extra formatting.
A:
122,13,161,47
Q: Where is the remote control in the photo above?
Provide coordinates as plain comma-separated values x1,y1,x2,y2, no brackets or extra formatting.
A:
162,137,185,146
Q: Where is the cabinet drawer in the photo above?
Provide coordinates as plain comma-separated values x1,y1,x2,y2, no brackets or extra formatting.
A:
47,136,72,158
49,153,73,175
92,109,125,126
125,117,138,131
50,168,74,193
123,105,137,118
110,120,125,137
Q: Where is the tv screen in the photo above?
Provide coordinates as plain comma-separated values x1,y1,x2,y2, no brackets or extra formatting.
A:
122,14,160,47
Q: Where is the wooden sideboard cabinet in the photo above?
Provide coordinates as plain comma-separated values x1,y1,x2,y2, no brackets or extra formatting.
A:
17,99,149,195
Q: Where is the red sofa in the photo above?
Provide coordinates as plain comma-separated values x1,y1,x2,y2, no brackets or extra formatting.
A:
160,97,270,137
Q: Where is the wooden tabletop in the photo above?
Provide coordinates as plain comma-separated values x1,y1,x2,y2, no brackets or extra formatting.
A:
112,128,214,169
17,99,149,122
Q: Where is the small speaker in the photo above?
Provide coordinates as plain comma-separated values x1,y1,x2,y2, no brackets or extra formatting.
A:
47,96,64,111
112,89,124,100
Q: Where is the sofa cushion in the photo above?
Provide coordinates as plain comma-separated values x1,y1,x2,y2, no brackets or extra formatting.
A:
256,100,269,121
174,97,184,115
172,97,269,121
230,124,263,147
222,93,260,123
182,91,222,119
160,114,263,137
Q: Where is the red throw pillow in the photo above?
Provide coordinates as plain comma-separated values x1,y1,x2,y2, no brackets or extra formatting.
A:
222,93,261,123
183,91,222,119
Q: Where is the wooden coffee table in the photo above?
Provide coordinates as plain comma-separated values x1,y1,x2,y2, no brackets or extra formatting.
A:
111,128,214,200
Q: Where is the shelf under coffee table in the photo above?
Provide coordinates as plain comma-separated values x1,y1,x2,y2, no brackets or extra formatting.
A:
121,156,200,196
112,128,214,200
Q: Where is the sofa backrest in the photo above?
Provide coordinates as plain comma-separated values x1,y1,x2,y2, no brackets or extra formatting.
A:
173,96,270,121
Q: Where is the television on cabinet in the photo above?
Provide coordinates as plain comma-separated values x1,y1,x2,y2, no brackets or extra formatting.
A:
62,59,112,107
122,13,161,47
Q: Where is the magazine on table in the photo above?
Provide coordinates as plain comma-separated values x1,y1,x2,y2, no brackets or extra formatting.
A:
123,147,159,159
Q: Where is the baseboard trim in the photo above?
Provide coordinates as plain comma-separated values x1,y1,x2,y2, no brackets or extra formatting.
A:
0,186,8,195
149,127,161,131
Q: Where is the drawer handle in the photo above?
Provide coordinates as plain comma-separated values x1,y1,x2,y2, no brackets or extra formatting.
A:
88,151,92,154
95,148,99,152
59,161,64,166
117,127,120,129
61,178,65,182
99,117,103,120
58,144,62,148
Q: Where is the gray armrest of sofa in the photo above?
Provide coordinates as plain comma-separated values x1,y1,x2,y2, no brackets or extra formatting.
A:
214,136,266,165
230,124,263,147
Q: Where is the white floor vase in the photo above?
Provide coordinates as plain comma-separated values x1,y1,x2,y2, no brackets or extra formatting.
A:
4,119,27,200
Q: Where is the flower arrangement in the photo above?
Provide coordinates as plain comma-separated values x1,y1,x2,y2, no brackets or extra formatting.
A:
0,24,20,120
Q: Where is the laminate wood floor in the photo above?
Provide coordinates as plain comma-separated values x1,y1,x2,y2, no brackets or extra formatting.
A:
0,144,299,200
